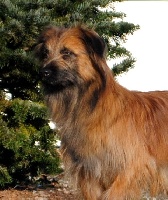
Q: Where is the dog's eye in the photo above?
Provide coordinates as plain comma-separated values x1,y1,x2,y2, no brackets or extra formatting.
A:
40,44,49,60
60,48,75,60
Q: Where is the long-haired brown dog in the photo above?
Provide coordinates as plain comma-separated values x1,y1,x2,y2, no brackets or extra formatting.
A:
35,26,168,200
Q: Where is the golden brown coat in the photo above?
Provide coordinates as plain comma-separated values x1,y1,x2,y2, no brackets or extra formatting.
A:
36,26,168,200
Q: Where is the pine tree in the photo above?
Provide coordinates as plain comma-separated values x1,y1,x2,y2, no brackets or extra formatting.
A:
0,94,61,187
0,0,139,187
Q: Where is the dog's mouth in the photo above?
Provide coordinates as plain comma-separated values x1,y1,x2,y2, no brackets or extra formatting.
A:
40,66,76,93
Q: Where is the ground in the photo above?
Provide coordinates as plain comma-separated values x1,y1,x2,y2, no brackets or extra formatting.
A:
0,173,78,200
0,188,76,200
0,175,167,200
1,189,167,200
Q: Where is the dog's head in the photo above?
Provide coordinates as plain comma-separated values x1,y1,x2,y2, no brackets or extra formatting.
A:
35,26,107,93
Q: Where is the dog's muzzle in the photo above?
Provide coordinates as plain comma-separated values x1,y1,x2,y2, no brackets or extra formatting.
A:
39,64,76,91
39,64,58,86
40,67,52,79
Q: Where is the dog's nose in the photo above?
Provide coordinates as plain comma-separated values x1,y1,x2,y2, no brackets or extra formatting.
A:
40,68,52,78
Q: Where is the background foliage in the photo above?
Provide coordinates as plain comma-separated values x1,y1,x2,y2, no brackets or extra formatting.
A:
0,0,139,187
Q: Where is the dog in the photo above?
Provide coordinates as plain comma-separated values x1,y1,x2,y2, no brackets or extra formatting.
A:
35,25,168,200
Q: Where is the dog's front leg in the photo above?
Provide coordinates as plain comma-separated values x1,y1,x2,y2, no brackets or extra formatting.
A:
79,178,103,200
101,171,141,200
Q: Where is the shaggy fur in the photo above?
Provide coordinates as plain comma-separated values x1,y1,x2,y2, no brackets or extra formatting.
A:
36,26,168,200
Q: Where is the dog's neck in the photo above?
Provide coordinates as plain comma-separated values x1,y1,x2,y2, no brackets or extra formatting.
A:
46,62,129,134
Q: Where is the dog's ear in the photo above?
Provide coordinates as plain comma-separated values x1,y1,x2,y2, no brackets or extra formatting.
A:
34,26,66,61
79,27,107,92
34,26,56,61
79,27,106,58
